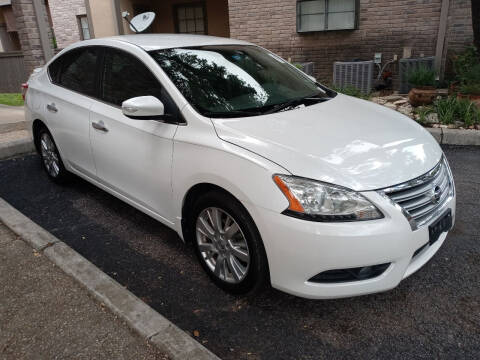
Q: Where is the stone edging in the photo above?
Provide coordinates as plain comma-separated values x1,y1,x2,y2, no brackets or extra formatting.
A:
426,127,480,146
0,138,35,160
0,197,220,360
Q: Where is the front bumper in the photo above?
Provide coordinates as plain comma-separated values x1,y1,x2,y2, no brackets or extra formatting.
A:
247,191,456,299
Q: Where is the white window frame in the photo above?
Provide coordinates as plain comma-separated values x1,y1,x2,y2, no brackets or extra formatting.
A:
77,15,91,40
296,0,358,33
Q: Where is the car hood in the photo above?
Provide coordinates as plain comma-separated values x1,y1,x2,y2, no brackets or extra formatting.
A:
212,94,443,191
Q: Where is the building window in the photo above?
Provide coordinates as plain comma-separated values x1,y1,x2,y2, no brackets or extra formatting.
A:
297,0,357,32
77,15,91,40
175,3,206,35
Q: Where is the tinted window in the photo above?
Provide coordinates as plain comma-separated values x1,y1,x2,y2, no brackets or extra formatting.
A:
57,47,99,96
101,49,164,107
48,57,62,83
150,45,328,116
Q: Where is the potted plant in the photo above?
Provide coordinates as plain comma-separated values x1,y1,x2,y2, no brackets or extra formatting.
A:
407,66,437,106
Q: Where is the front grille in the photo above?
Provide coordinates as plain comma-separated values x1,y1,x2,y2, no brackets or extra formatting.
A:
381,157,454,229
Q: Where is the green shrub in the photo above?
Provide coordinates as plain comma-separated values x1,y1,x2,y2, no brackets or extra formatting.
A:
434,96,479,125
330,85,370,99
407,65,436,88
453,46,479,84
460,83,480,95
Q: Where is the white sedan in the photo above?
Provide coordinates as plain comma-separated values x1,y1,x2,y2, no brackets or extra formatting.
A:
24,34,455,299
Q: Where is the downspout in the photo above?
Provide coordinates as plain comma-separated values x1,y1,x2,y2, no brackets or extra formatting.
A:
112,0,124,35
434,0,450,81
84,0,95,38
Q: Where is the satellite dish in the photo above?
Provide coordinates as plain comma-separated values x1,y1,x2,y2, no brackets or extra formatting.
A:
122,11,155,33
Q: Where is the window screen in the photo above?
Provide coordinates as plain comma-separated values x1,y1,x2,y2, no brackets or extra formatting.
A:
57,47,99,96
175,3,206,34
297,0,356,32
101,49,164,107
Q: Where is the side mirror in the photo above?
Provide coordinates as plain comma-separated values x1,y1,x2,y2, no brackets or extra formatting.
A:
122,96,165,120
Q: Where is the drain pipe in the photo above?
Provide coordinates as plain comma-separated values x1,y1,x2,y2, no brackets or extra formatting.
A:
434,0,450,81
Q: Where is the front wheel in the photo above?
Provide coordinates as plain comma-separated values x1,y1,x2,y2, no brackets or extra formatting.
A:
189,191,269,295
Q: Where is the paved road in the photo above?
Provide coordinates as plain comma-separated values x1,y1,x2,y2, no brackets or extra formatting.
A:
0,146,478,359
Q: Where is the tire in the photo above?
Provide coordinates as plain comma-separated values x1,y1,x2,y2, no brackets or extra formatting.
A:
189,190,269,295
36,127,69,184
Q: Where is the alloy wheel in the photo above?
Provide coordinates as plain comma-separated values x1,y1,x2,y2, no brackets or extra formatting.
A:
196,207,250,284
40,132,60,178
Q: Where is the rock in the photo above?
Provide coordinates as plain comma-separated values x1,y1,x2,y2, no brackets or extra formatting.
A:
475,124,480,130
439,124,448,128
383,95,405,102
433,123,441,128
393,99,408,106
436,89,449,97
384,103,397,110
454,121,465,128
425,113,439,124
397,104,413,116
371,97,387,105
448,124,456,129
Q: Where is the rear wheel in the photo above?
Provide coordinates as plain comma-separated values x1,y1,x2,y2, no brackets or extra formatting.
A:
189,191,269,295
36,128,69,183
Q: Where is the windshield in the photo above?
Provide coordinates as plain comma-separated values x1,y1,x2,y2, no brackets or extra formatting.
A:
150,45,334,117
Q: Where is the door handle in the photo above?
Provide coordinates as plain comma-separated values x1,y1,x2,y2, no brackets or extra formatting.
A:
92,121,108,132
46,103,57,113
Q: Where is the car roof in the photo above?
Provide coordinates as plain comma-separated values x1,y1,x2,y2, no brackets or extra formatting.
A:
105,34,253,51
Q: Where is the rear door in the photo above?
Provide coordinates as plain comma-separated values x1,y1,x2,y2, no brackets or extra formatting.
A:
89,47,179,222
43,47,101,177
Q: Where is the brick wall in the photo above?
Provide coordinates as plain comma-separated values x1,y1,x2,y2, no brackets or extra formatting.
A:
48,0,86,49
12,0,54,75
228,0,474,88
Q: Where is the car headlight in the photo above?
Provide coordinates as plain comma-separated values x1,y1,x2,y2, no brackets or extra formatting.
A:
273,174,383,221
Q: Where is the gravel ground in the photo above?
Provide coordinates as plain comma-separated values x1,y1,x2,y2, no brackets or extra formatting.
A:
0,145,478,360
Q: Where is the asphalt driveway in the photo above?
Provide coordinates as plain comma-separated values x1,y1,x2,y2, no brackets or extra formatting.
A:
0,145,478,359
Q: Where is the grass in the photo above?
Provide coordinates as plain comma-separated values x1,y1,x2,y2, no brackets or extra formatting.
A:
0,93,24,106
434,96,479,126
414,106,434,124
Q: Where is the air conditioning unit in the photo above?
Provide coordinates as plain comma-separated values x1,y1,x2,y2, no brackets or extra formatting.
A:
399,56,435,94
333,60,374,94
299,62,315,76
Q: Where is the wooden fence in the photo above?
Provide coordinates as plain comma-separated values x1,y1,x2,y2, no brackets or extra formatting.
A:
0,52,28,93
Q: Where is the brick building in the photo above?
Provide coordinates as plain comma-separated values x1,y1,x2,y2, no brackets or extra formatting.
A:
5,0,476,90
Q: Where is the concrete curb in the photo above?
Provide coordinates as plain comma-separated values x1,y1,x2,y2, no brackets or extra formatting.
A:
426,128,480,146
0,198,220,360
0,138,35,160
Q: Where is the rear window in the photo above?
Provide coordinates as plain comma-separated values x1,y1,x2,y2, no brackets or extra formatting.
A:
49,47,100,97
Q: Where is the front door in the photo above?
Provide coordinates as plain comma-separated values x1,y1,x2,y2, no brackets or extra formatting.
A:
89,47,178,223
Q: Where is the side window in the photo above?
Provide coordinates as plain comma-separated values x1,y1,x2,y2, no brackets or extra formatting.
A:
56,47,99,96
48,57,62,84
101,49,165,108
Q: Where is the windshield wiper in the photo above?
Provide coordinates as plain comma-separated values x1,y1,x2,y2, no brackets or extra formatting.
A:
203,110,262,118
262,96,331,115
